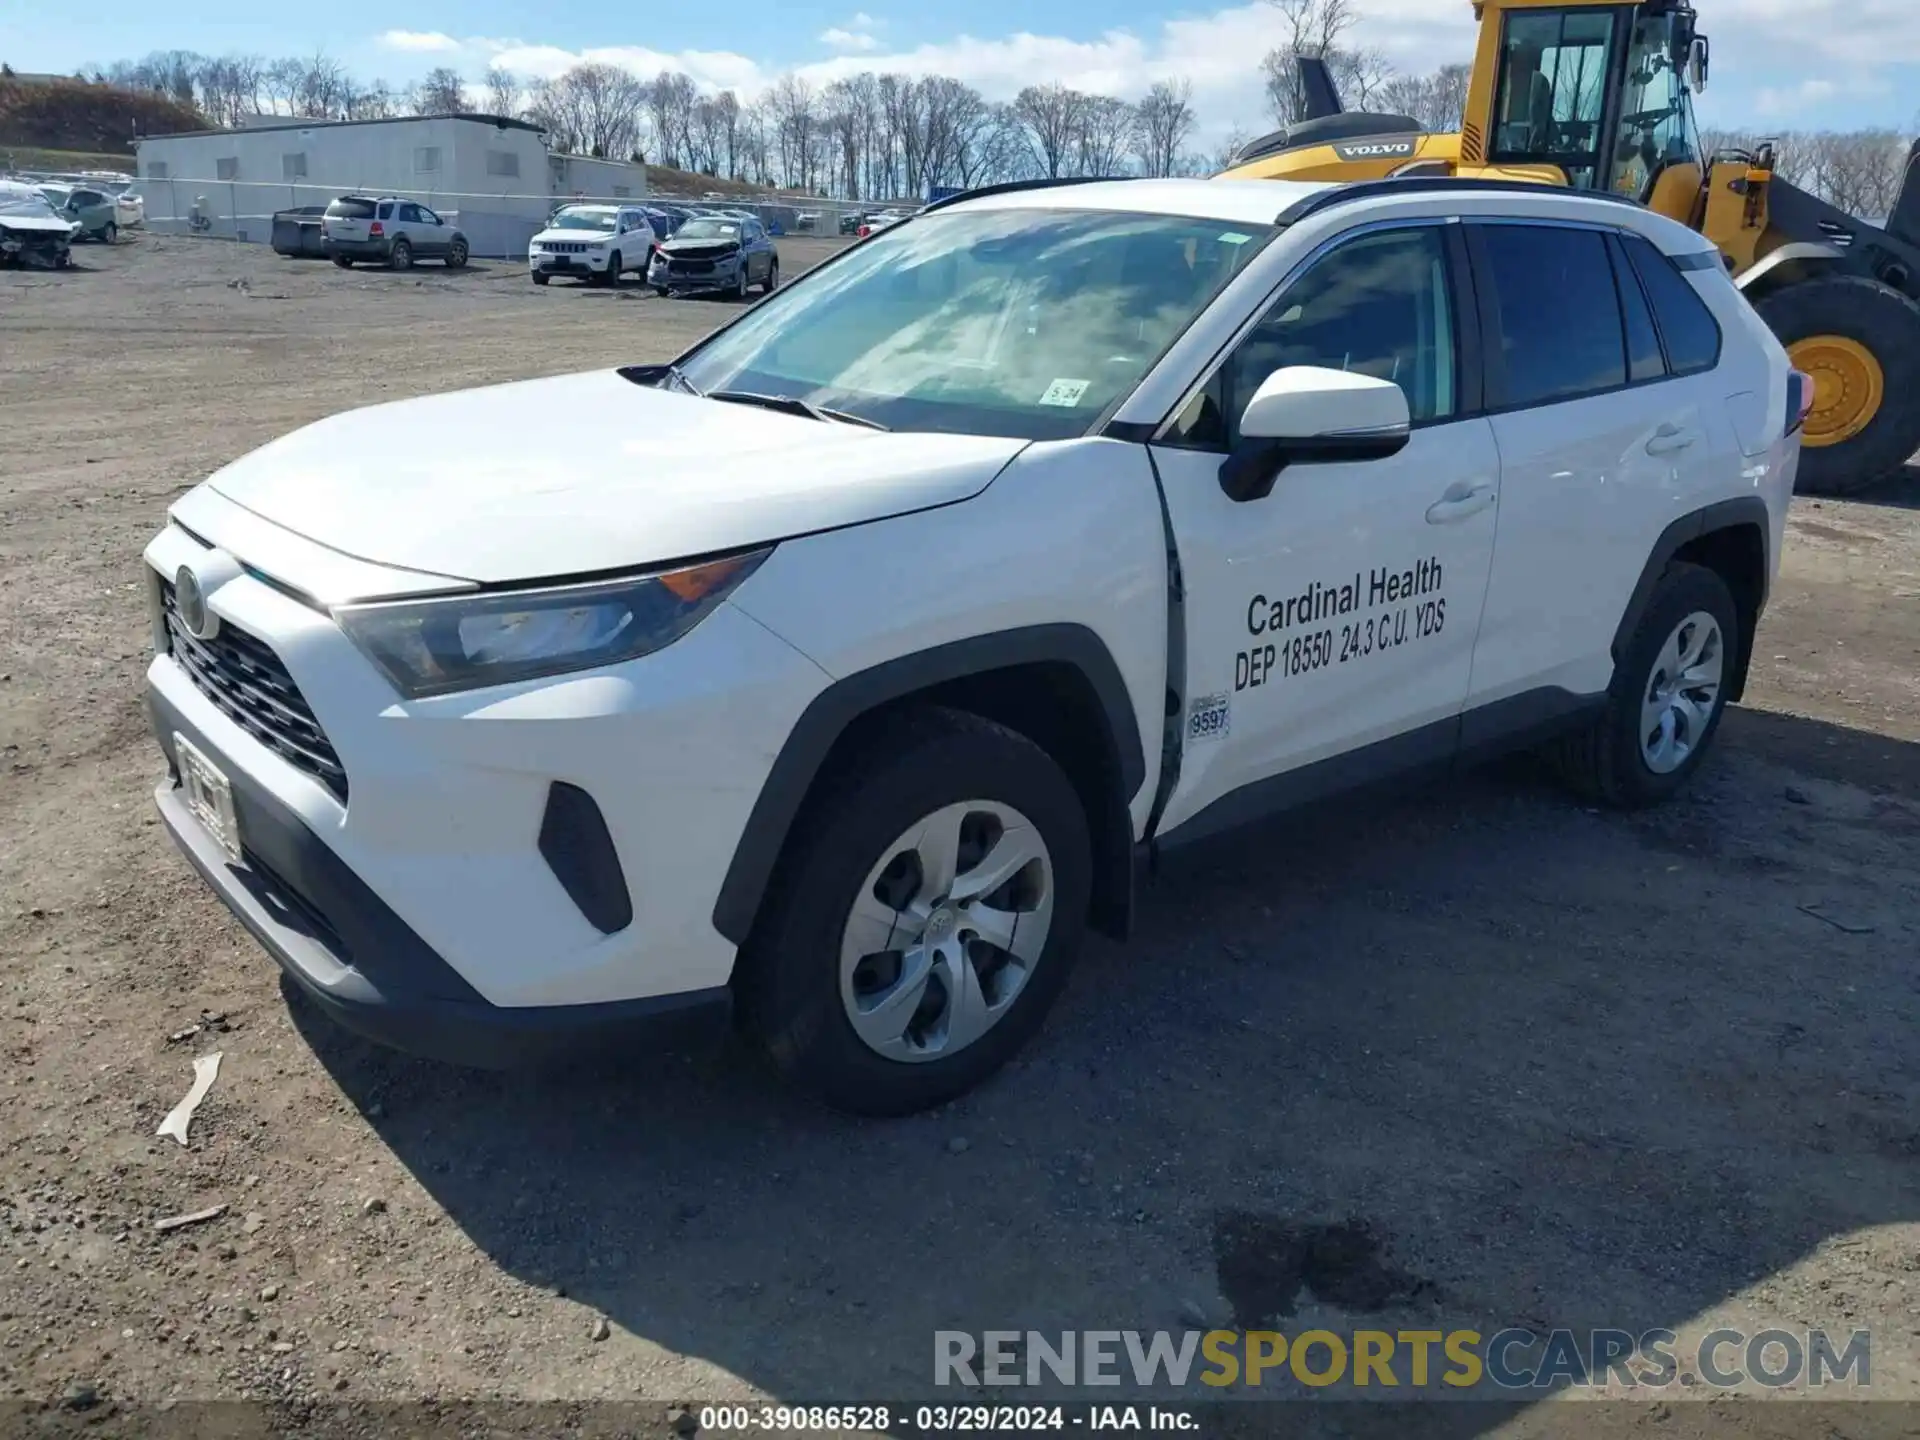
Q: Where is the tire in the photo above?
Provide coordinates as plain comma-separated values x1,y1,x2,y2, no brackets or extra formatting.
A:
652,285,668,297
605,251,622,286
763,258,779,294
332,254,354,269
733,262,750,301
102,223,117,245
388,239,413,271
532,271,549,285
446,239,468,269
1755,275,1920,495
1552,561,1739,809
735,706,1092,1116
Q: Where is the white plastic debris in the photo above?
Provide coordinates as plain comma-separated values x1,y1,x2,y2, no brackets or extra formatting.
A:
156,1052,222,1146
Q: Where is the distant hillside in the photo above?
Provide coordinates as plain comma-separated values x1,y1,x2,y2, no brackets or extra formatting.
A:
0,76,204,156
646,164,808,199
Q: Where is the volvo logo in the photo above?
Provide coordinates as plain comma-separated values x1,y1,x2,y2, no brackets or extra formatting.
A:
174,564,219,640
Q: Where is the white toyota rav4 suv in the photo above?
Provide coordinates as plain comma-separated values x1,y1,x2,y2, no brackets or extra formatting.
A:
144,177,1806,1115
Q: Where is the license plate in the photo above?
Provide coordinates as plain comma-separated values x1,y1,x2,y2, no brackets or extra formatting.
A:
175,732,241,863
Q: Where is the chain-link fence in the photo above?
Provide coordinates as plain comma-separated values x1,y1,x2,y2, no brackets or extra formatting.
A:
3,166,907,257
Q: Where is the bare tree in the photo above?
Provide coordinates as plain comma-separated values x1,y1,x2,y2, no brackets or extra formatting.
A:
483,67,520,118
344,78,397,120
527,64,647,158
1133,79,1195,177
712,90,743,178
262,57,304,116
768,74,818,189
1014,83,1089,179
413,65,468,116
648,70,697,169
1076,94,1136,177
1260,0,1361,123
1375,62,1470,131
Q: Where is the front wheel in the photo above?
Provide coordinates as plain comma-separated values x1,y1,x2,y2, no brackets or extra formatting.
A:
1552,561,1738,808
604,251,621,286
763,258,779,294
735,708,1091,1116
102,223,117,244
446,239,468,268
1758,275,1920,495
733,262,750,301
531,271,550,285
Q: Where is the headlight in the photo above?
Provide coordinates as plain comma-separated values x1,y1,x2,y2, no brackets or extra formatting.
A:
335,551,768,699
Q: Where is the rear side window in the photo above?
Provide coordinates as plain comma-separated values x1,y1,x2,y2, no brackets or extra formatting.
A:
1624,233,1722,375
327,198,376,219
1476,224,1626,407
377,203,395,220
1607,234,1666,383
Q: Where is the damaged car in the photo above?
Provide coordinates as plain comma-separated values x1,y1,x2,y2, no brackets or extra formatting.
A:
0,183,77,269
648,214,778,299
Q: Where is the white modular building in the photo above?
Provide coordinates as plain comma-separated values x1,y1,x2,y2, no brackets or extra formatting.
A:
133,114,648,258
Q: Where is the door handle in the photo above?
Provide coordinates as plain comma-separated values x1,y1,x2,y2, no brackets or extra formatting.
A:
1645,423,1697,457
1425,481,1497,525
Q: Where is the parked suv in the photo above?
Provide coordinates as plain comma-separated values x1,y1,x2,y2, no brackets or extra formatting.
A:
322,195,469,269
528,204,658,286
143,177,1805,1115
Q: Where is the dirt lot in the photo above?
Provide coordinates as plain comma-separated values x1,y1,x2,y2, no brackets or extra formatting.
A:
1,234,1917,1435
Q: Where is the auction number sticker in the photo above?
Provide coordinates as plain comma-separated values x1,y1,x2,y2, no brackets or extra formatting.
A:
1039,378,1091,407
1187,692,1231,744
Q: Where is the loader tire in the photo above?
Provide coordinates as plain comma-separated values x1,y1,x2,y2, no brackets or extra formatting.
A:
1757,274,1920,495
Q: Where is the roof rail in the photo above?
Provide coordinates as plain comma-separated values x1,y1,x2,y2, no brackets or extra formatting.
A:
1275,175,1648,225
921,175,1134,214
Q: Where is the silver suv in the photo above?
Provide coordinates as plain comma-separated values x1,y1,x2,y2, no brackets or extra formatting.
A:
323,195,469,270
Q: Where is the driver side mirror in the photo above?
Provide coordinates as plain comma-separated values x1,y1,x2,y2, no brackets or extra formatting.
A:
1686,36,1710,94
1219,367,1412,502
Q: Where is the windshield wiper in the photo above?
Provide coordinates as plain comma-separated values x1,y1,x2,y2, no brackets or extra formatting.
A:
707,390,889,431
615,362,703,396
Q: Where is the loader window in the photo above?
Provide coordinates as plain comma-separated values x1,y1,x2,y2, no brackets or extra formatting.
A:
1608,14,1700,199
1491,9,1621,188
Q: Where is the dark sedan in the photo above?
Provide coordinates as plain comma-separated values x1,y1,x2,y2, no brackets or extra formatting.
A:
648,215,779,298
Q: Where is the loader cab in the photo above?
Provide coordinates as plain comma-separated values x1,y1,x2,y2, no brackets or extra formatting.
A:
1485,1,1706,215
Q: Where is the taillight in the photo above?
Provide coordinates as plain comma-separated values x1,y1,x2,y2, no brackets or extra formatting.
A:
1786,370,1815,435
369,220,384,237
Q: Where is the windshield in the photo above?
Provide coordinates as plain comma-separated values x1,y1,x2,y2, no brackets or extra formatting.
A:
0,192,63,219
677,219,741,240
676,207,1270,441
553,209,619,231
1609,13,1701,198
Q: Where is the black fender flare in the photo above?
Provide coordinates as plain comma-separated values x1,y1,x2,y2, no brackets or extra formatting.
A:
711,624,1146,946
1611,495,1771,693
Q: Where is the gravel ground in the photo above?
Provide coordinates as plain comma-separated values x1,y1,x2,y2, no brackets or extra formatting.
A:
1,234,1917,1437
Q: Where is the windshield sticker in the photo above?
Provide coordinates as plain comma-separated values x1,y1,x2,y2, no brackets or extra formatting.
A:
1039,378,1091,407
1218,232,1253,245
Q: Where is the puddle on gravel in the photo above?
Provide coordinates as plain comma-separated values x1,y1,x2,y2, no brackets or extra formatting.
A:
1211,1213,1433,1326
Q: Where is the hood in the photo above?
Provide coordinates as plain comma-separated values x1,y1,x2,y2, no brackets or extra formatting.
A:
661,233,741,251
533,226,616,244
0,197,75,233
200,369,1026,584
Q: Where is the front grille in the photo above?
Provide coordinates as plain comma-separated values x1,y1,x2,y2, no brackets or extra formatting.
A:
544,241,589,254
669,259,716,275
160,579,349,803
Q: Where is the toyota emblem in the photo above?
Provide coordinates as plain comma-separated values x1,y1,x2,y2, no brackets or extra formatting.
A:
174,565,219,640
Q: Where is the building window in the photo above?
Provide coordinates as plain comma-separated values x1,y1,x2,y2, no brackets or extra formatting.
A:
282,152,308,180
487,149,520,179
414,146,441,174
215,157,239,180
146,161,169,179
612,185,632,198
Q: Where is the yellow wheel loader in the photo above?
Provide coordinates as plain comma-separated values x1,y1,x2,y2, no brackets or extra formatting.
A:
1218,0,1920,494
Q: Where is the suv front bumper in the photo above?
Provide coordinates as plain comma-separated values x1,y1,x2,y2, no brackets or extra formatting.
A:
150,689,728,1065
141,511,825,1067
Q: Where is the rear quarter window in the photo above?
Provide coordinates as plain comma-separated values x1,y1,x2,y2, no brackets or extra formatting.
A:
1624,233,1723,375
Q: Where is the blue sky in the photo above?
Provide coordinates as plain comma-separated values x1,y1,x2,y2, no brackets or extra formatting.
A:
5,0,1917,145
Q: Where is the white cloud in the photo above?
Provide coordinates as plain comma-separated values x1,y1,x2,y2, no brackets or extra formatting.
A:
378,30,463,53
1755,78,1838,117
820,27,881,53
